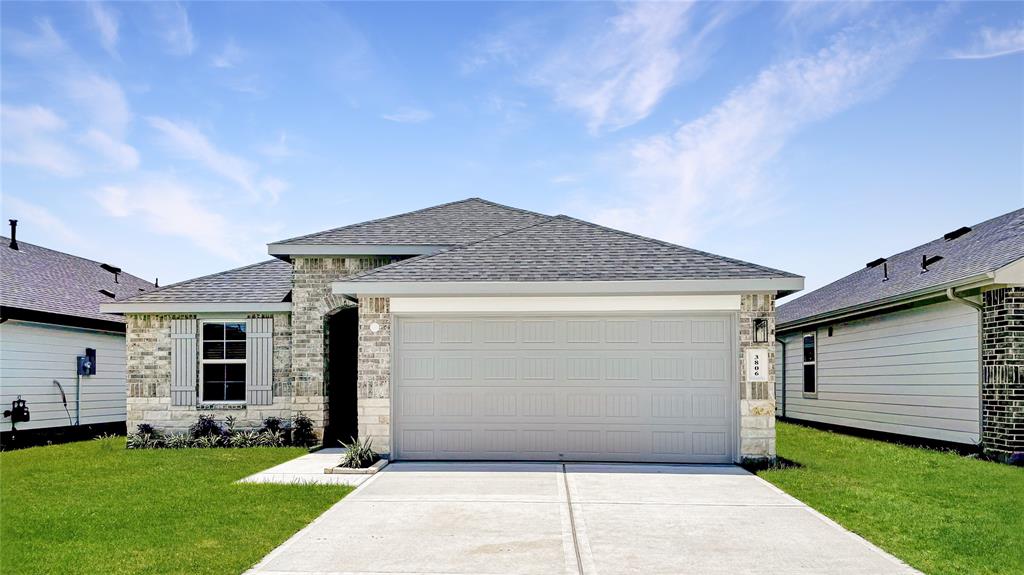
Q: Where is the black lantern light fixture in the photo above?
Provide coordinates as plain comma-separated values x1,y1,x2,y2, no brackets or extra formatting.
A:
752,318,769,343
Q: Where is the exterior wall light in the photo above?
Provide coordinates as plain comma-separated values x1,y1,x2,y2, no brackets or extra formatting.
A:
752,318,769,343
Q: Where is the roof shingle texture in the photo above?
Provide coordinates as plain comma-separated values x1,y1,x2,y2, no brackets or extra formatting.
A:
346,216,799,283
270,198,549,246
118,259,292,304
778,208,1024,326
1,237,155,323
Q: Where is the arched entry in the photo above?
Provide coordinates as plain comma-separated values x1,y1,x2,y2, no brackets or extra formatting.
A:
325,306,359,445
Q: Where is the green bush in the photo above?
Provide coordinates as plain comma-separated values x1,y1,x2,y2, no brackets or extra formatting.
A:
338,436,378,468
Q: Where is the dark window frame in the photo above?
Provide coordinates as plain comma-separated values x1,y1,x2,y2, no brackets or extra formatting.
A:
802,331,817,397
200,320,247,403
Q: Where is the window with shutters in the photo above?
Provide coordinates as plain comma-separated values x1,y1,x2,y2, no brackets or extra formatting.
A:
200,321,247,402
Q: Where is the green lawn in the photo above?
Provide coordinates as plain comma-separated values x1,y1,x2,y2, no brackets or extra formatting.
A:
0,438,351,575
761,422,1024,575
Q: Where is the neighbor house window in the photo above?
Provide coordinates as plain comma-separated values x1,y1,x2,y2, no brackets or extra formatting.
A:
802,332,817,396
201,321,246,402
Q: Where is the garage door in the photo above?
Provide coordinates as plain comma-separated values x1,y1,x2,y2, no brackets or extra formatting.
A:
393,314,736,463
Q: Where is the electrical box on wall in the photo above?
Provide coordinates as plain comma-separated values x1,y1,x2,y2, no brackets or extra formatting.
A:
77,348,97,376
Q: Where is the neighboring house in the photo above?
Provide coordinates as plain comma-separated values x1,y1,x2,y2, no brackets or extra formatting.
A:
102,198,803,464
776,208,1024,464
1,221,155,442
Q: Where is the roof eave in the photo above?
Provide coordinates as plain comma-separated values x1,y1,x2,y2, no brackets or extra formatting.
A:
100,302,293,314
332,277,804,297
267,243,450,258
777,272,995,332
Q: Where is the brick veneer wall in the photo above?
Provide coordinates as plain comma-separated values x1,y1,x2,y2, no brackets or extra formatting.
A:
357,297,391,451
981,286,1024,464
739,293,776,462
125,312,293,433
290,256,393,437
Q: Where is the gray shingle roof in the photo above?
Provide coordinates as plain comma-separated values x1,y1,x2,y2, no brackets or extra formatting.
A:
778,208,1024,327
117,259,292,304
0,237,155,324
269,198,549,246
345,215,800,283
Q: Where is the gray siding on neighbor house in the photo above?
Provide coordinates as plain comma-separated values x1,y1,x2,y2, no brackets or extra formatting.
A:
776,300,980,445
0,320,127,432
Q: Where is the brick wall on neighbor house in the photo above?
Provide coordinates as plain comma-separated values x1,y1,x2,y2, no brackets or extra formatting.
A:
290,256,394,437
981,286,1024,463
739,293,777,462
125,312,293,433
357,297,391,451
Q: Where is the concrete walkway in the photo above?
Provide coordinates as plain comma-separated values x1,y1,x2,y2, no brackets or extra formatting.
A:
238,448,369,487
246,462,919,575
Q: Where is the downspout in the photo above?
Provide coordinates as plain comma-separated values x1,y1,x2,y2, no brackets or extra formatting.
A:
946,287,983,447
775,336,786,418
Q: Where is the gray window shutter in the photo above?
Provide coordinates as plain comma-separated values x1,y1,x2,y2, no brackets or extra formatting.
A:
246,317,274,405
170,318,197,406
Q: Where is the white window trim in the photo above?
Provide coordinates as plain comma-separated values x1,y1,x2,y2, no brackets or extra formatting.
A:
802,330,818,398
199,319,248,405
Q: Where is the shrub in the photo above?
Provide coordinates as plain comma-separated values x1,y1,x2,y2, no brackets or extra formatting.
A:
164,433,192,449
135,423,158,436
260,417,283,434
189,415,223,439
192,434,222,448
126,432,162,449
227,430,261,448
291,413,317,447
256,430,284,447
338,436,378,468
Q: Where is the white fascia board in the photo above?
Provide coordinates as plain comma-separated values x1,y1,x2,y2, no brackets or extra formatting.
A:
267,243,448,257
333,277,804,297
391,295,741,314
100,302,292,314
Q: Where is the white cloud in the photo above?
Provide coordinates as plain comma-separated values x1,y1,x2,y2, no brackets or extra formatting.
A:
96,180,246,262
148,117,285,202
154,2,195,56
64,73,132,136
6,18,66,58
381,107,434,123
80,129,140,170
948,21,1024,60
211,39,244,68
257,132,296,160
528,2,715,133
2,197,81,244
88,2,119,57
588,17,938,245
0,104,81,176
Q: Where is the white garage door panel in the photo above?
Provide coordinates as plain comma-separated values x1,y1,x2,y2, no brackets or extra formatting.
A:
394,314,736,463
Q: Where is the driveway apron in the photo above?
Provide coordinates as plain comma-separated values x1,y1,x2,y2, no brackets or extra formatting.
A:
246,462,919,575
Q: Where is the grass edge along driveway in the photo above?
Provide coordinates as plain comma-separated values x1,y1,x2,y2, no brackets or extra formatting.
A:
760,422,1024,575
0,438,351,575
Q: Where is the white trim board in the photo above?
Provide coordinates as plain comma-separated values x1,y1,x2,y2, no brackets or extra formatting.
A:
267,243,448,257
390,295,741,313
335,278,804,297
100,302,292,314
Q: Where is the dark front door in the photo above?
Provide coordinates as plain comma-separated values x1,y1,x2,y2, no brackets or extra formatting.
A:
326,307,358,445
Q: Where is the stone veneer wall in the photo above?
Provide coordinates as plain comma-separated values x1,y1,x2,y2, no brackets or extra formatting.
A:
981,286,1024,464
357,297,391,451
290,256,394,438
739,293,776,462
125,312,293,433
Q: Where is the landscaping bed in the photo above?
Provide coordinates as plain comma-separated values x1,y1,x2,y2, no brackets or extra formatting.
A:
0,437,351,575
760,421,1024,575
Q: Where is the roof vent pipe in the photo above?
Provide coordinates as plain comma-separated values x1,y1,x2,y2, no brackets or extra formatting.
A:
882,261,888,282
8,219,18,250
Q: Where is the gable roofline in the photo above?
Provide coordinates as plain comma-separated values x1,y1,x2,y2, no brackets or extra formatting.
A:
266,197,550,257
0,235,153,288
114,259,282,304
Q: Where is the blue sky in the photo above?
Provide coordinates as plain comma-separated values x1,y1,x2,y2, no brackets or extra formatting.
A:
1,1,1021,300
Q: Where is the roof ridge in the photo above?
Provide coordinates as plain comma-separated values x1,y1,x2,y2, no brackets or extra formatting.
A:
269,197,548,246
551,215,799,278
342,215,558,281
116,259,284,303
1,235,154,287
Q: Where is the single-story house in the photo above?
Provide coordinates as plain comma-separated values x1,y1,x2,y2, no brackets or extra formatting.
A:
102,198,803,463
776,208,1023,463
1,220,155,443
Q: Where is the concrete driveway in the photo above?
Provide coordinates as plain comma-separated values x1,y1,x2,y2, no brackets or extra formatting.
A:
246,462,918,575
